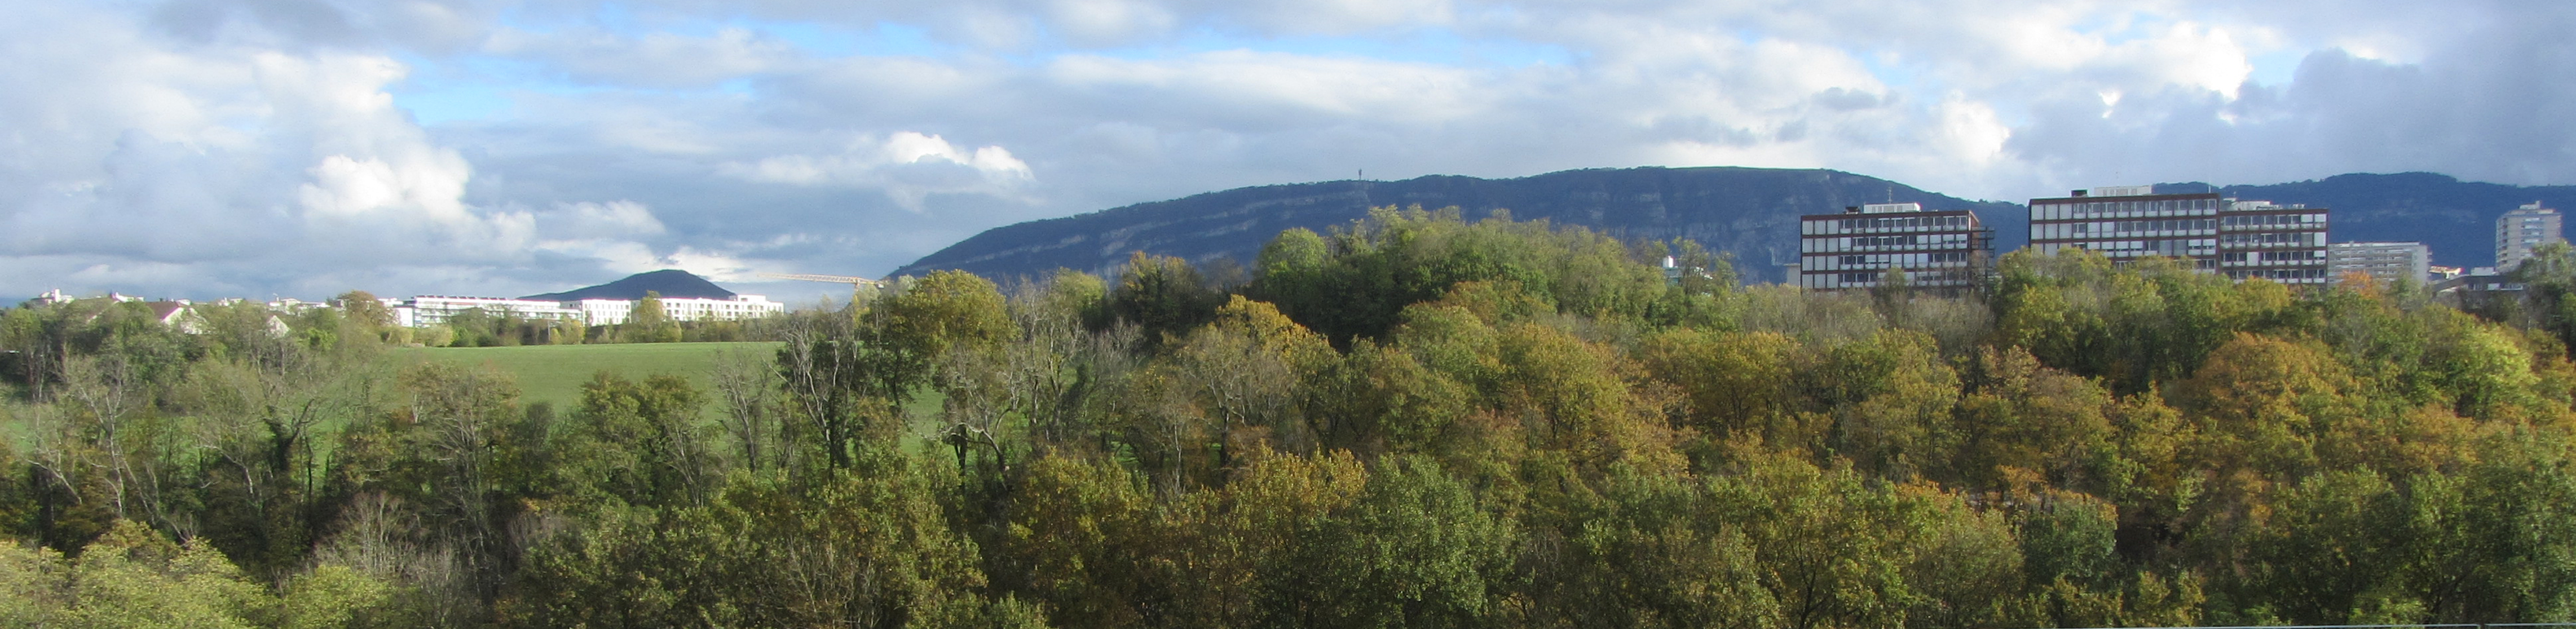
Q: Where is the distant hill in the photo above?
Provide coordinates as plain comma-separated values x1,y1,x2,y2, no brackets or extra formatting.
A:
896,167,2576,282
522,269,736,302
893,167,2023,284
2174,172,2576,268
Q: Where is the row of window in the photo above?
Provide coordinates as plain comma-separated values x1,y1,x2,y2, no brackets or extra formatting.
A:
2220,232,2327,247
1801,232,1977,253
1805,215,1976,234
2045,240,2218,256
2220,213,2327,227
2033,220,2217,240
1799,251,1978,271
2225,268,2331,281
1810,269,1979,287
2030,198,2220,220
2220,250,2327,263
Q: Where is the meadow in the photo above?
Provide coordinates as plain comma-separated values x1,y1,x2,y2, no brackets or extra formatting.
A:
398,341,780,411
395,340,949,439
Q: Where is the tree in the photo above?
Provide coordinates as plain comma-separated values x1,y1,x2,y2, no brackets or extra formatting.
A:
1106,251,1225,348
335,290,395,330
562,371,715,507
1004,270,1106,442
1637,329,1798,440
385,361,530,601
1258,456,1512,629
711,346,786,471
629,291,681,343
517,457,1006,629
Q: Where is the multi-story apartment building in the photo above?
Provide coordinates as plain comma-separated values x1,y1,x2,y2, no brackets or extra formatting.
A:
1796,202,1994,291
2497,202,2564,271
2028,185,2328,285
2030,186,2222,268
567,294,783,326
2328,242,2432,286
392,296,585,327
2218,200,2330,284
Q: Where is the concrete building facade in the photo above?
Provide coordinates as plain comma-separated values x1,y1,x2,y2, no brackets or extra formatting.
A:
2028,185,2330,285
2030,186,2224,268
2497,202,2564,271
2328,241,2432,286
1796,202,1994,291
2218,200,2331,284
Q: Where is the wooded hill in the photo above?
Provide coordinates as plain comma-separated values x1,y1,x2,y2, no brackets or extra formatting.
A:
11,209,2576,628
896,166,2018,282
899,167,2576,281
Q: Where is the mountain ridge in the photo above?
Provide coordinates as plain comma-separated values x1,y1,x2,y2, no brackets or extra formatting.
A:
896,166,2021,283
522,269,736,302
895,167,2576,282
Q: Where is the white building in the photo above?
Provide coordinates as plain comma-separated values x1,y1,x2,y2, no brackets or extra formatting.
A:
394,296,586,327
2498,202,2564,271
390,294,784,327
658,295,781,323
2327,242,2432,286
571,295,783,325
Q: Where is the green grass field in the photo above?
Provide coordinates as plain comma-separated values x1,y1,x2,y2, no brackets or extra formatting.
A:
399,342,782,412
396,342,948,443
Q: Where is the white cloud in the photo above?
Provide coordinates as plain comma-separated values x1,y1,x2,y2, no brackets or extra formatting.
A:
0,1,755,299
7,0,2576,300
724,131,1035,211
544,200,668,238
483,26,795,88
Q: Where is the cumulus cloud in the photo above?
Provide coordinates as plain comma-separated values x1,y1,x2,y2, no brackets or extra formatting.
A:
0,1,746,299
7,0,2576,302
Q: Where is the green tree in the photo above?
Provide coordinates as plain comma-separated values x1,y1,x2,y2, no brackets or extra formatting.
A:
629,291,682,343
562,371,716,507
1106,251,1225,349
1259,456,1512,629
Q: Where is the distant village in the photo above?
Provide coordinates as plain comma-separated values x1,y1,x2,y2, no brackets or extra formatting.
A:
1793,184,2558,305
20,183,2569,327
23,287,785,331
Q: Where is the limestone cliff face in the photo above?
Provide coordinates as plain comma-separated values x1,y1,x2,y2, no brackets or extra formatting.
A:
893,166,2021,282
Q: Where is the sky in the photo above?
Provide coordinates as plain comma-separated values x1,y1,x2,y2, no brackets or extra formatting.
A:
3,0,2571,303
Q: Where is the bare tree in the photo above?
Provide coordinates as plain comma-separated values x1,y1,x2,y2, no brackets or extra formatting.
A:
710,346,784,471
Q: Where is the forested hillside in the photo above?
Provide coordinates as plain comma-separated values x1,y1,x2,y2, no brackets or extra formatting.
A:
11,207,2576,628
893,166,2019,283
